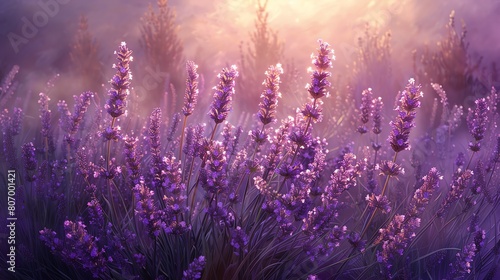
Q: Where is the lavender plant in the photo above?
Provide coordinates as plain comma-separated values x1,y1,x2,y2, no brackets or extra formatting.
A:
1,37,499,280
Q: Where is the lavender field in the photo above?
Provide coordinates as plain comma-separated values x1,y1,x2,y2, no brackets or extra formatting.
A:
1,0,499,279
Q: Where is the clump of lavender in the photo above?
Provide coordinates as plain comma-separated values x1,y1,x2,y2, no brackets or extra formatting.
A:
358,88,373,134
182,255,206,280
388,78,422,153
467,98,489,152
209,65,238,133
105,42,133,119
258,63,283,125
376,168,441,277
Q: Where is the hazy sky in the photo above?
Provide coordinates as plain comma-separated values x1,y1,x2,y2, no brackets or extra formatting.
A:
1,0,499,95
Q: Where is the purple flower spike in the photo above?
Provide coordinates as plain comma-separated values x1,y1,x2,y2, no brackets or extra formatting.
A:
60,91,94,145
258,64,283,125
388,78,422,153
467,98,489,152
449,243,477,278
437,169,474,217
38,92,52,139
182,61,200,117
133,179,166,238
306,40,334,100
22,142,37,182
408,167,442,218
366,193,391,214
105,42,133,119
230,226,249,255
358,88,373,134
200,141,228,195
182,255,206,280
209,65,238,124
372,96,383,135
123,135,141,185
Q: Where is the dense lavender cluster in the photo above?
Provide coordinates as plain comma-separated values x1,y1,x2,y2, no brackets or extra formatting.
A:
1,36,499,280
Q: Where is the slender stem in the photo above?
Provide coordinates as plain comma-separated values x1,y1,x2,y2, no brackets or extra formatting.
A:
106,117,117,219
466,150,476,170
179,115,188,161
210,123,219,142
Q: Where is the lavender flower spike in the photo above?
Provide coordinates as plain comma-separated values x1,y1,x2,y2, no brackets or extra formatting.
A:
358,88,373,134
209,65,238,124
106,42,133,118
306,39,334,100
182,255,206,280
182,61,200,117
467,98,489,152
372,96,383,135
258,63,283,125
22,142,37,182
407,167,442,218
388,78,422,153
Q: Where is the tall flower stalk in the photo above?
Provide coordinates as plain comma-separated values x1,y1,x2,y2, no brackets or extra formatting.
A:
179,61,200,160
209,65,239,140
284,40,333,181
103,42,133,202
466,98,489,167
